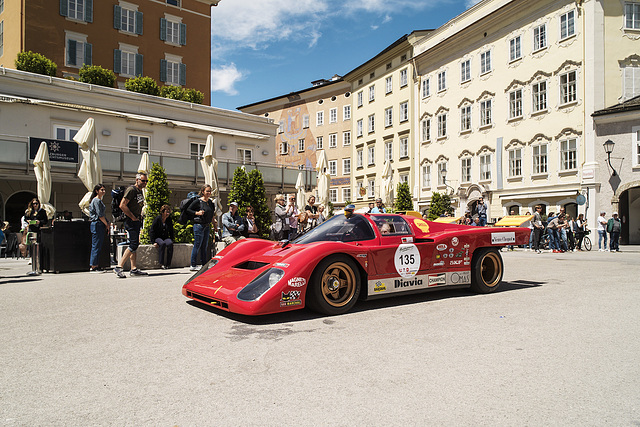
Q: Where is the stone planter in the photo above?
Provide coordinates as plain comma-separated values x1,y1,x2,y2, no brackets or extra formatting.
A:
116,243,193,270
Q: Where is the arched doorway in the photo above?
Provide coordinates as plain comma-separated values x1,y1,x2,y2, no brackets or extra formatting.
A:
507,205,520,215
563,202,578,220
5,191,37,233
618,185,640,245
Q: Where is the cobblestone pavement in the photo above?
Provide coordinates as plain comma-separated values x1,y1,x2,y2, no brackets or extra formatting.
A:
1,248,639,426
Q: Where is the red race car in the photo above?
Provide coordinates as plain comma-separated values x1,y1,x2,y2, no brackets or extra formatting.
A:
182,213,529,316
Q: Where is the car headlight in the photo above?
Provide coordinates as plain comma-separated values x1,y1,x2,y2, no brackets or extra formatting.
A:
184,258,219,285
237,268,285,302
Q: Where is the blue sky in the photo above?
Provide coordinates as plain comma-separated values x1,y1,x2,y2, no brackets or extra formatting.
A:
209,0,482,111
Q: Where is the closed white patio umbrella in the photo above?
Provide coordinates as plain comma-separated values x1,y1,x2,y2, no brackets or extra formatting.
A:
33,141,55,219
381,160,393,208
295,171,306,212
200,134,222,216
316,150,330,212
73,118,103,216
137,152,150,216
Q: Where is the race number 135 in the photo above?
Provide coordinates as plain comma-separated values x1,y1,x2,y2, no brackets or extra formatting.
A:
394,244,420,278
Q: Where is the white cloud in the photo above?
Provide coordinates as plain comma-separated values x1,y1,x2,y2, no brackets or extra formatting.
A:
210,63,245,95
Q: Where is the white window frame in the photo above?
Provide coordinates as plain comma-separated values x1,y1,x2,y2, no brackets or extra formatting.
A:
560,10,576,40
633,125,640,167
623,65,640,99
532,80,548,113
317,111,324,126
369,85,375,102
533,24,547,51
329,188,338,203
0,20,3,58
165,17,181,45
560,70,578,105
384,107,393,127
399,174,409,185
532,143,548,175
625,2,640,30
368,145,375,166
421,78,430,98
328,160,337,176
385,76,393,94
343,158,351,175
303,115,310,128
357,119,363,137
437,162,447,187
190,141,205,160
461,157,472,183
342,187,351,203
65,31,88,68
480,154,492,181
128,134,150,154
509,36,522,62
480,99,492,127
480,50,492,75
298,139,305,152
399,101,409,122
460,105,472,132
509,148,522,177
357,149,363,168
422,164,431,188
54,124,80,141
560,138,578,171
460,59,471,83
357,91,363,107
421,118,431,143
343,131,351,146
368,114,375,133
400,68,408,87
68,0,86,21
437,113,447,139
329,108,337,124
329,133,337,149
316,136,323,150
384,141,392,162
437,71,447,92
119,44,139,77
280,142,288,155
509,89,523,119
368,179,375,198
399,136,409,159
343,105,351,121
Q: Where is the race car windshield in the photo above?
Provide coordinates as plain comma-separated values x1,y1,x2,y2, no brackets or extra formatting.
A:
293,214,376,244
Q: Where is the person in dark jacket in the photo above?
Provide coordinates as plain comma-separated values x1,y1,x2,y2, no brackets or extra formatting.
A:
150,204,175,269
25,198,48,235
188,184,216,271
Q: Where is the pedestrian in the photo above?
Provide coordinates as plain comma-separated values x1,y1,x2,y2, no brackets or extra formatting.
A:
89,184,109,272
371,198,387,213
566,216,576,251
221,201,246,248
607,212,622,252
597,211,608,251
272,194,292,240
532,205,544,254
114,173,148,278
368,202,374,213
304,195,319,228
547,213,565,253
243,205,259,238
24,197,48,237
287,195,299,240
525,211,533,250
150,204,174,269
575,213,586,251
471,216,481,226
475,197,487,226
317,204,326,225
189,184,217,271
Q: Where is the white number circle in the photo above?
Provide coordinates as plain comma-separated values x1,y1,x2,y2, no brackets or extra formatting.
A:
394,244,421,278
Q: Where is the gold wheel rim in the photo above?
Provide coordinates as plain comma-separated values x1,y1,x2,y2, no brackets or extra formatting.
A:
321,262,356,308
481,252,502,288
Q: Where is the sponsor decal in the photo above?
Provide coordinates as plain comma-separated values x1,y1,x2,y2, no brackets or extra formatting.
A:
402,237,414,243
449,260,462,266
357,254,367,258
464,261,470,266
491,232,516,244
447,271,471,285
274,262,289,268
433,261,445,267
373,281,387,292
287,277,306,288
428,273,446,286
451,237,459,246
449,248,454,253
414,219,430,233
394,277,423,288
214,255,224,259
280,290,302,307
464,244,470,249
394,244,421,278
437,244,447,251
435,254,441,259
454,250,465,258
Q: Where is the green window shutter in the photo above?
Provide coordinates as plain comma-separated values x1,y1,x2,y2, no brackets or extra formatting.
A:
179,63,186,86
135,11,143,35
114,5,121,30
84,43,92,66
114,49,122,74
160,18,166,41
85,0,93,23
160,59,167,82
60,0,68,17
179,23,186,45
135,54,143,76
67,39,77,66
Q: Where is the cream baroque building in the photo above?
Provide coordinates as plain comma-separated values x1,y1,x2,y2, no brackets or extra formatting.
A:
343,32,431,209
412,0,640,227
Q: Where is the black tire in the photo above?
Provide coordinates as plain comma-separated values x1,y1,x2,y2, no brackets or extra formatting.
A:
306,255,361,315
470,248,504,293
583,236,592,251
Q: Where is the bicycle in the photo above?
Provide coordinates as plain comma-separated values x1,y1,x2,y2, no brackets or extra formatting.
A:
577,229,592,251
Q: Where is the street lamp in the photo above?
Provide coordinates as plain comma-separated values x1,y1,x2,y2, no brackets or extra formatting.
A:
439,165,456,195
603,139,617,176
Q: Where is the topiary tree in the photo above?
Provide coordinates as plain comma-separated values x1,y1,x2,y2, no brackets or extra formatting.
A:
183,88,204,104
79,65,116,87
427,192,454,220
395,182,413,211
160,85,184,100
125,76,160,96
141,163,171,244
246,169,271,238
228,167,249,208
15,51,57,77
